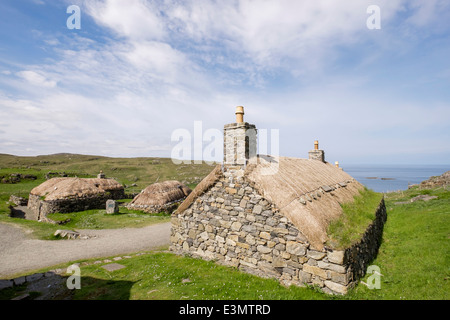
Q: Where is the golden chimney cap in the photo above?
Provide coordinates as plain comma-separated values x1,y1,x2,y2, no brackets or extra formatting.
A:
235,106,244,123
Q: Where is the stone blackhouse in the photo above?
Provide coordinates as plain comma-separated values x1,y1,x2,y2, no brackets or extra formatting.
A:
127,180,192,213
170,107,386,295
27,175,124,222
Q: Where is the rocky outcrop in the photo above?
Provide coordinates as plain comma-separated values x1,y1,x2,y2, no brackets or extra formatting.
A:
417,171,450,189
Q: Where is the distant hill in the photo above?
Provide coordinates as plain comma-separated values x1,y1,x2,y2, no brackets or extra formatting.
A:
0,153,215,191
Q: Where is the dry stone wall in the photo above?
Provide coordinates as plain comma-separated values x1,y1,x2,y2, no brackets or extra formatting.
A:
171,168,387,295
28,189,124,221
127,198,185,214
342,199,387,283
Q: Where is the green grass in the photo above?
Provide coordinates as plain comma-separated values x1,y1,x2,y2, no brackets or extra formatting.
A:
48,208,171,230
0,154,213,239
326,188,384,249
69,252,328,300
1,185,449,300
1,154,448,300
0,153,213,194
345,186,449,300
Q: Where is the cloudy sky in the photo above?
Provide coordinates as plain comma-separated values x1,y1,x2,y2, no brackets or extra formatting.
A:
0,0,449,165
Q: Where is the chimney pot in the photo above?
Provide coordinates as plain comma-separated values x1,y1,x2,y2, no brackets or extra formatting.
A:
308,140,325,162
235,106,244,123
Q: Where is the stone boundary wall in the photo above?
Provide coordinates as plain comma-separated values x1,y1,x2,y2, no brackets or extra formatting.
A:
127,198,187,214
340,198,387,284
170,174,387,295
9,195,28,206
27,189,124,221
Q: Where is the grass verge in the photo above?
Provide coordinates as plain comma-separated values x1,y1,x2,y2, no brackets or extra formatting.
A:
2,183,448,300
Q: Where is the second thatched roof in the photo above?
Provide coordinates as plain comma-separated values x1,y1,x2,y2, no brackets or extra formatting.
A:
128,180,192,211
29,177,124,201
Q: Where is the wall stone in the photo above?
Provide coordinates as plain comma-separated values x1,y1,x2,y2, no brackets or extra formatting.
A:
9,195,28,206
308,150,325,162
223,123,257,166
27,189,124,221
127,198,185,214
170,168,387,295
338,198,387,286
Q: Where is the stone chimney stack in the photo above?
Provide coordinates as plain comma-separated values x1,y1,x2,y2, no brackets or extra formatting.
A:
308,140,325,162
97,170,106,179
223,106,257,167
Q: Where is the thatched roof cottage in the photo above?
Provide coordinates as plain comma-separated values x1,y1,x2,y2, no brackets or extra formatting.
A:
127,180,191,213
170,107,386,295
28,175,124,221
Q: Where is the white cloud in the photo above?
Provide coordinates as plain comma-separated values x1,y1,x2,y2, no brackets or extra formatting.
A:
405,0,448,27
16,70,57,88
162,0,408,71
1,0,449,164
80,0,408,76
84,0,166,41
122,41,190,84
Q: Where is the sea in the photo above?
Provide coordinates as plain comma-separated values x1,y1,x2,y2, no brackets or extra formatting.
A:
343,164,449,193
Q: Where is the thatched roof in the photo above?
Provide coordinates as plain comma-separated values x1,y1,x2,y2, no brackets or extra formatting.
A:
177,157,364,250
129,180,191,208
246,157,364,250
30,177,124,201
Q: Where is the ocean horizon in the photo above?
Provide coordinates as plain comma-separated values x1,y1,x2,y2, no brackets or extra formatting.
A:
343,164,449,193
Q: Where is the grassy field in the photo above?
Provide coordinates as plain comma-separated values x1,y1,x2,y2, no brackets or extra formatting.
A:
346,185,449,300
0,154,448,300
1,184,448,300
0,153,213,192
0,153,213,239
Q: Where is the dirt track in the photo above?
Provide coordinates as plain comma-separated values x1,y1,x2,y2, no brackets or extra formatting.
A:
0,222,171,278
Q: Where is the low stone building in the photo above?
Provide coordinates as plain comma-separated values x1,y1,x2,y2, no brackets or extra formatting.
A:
127,181,191,213
170,107,386,295
27,175,124,221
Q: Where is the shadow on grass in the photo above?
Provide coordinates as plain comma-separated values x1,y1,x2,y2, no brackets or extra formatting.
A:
73,276,135,300
0,274,136,301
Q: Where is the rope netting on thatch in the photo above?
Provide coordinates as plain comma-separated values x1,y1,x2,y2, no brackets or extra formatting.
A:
129,180,192,207
30,177,124,201
246,157,364,250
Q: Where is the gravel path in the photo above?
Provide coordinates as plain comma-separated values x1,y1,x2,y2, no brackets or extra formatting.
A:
0,222,171,279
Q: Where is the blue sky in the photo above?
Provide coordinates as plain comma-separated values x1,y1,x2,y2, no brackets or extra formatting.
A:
0,0,449,165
